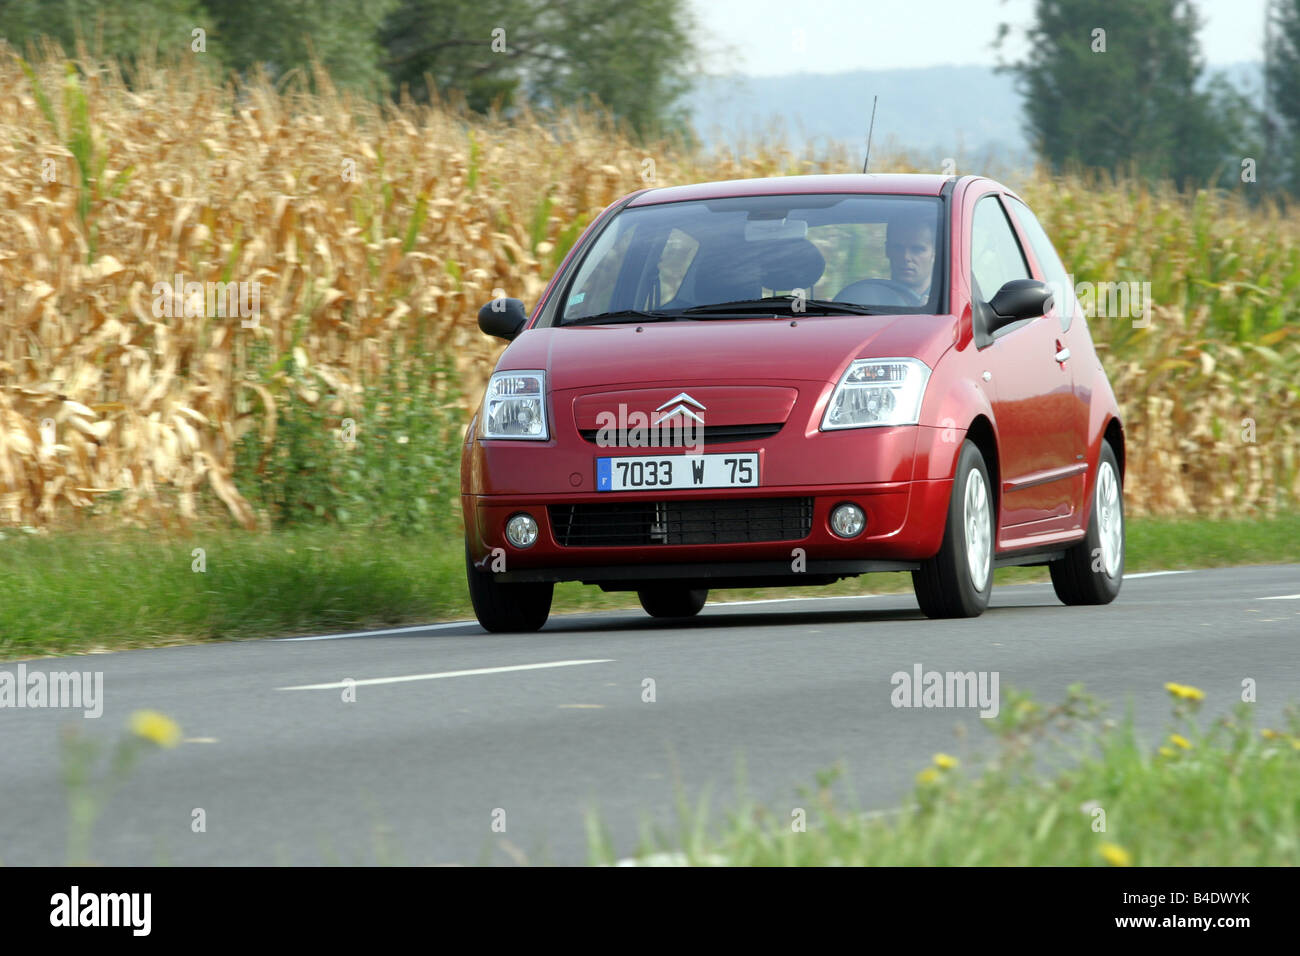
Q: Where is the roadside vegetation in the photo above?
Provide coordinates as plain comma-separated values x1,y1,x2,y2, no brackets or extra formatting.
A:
2,50,1297,536
592,685,1300,866
29,684,1300,864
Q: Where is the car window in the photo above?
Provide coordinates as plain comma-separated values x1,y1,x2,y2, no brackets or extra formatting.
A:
563,214,639,318
970,195,1029,301
1008,197,1075,331
558,194,943,321
657,228,699,304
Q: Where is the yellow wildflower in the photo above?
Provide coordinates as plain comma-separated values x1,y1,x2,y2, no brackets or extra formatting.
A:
916,768,941,786
1164,683,1205,701
1100,843,1132,867
129,710,181,748
933,753,959,770
1169,734,1191,750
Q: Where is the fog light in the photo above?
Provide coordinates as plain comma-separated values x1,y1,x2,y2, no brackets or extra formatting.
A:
830,503,866,538
505,513,539,548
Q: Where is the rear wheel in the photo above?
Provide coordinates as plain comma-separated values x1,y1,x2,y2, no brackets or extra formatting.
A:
465,544,553,632
912,440,994,619
1049,440,1124,605
637,586,708,619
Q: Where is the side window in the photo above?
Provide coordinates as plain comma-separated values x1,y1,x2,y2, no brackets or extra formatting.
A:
1008,198,1074,331
970,195,1029,301
564,218,637,318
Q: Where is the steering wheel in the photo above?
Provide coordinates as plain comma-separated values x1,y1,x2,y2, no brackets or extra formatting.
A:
835,278,925,307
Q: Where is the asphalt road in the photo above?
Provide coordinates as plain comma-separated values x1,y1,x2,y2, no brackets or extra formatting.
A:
2,565,1298,865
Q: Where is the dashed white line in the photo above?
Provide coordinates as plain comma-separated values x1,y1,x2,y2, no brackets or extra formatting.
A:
1259,594,1300,601
277,658,615,691
1123,571,1192,579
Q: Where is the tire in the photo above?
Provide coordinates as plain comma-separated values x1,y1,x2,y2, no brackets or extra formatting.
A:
1050,440,1124,606
465,543,553,632
637,586,708,619
912,440,994,619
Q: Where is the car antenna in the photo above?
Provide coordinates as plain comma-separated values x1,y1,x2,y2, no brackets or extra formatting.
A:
861,95,878,174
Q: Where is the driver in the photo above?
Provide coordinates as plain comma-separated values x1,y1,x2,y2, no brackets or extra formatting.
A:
885,212,936,302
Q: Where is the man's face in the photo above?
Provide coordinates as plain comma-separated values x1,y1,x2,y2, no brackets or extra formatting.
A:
886,221,936,297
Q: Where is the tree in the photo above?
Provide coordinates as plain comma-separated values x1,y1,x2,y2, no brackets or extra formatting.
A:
0,0,208,63
379,0,698,138
381,0,522,112
202,0,396,93
0,0,395,94
997,0,1248,189
1267,0,1300,192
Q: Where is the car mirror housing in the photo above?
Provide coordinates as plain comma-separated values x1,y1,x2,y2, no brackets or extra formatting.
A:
987,279,1053,333
478,298,528,340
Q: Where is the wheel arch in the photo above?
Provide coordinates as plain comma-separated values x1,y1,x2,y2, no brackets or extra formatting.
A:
964,414,1000,527
1103,416,1125,481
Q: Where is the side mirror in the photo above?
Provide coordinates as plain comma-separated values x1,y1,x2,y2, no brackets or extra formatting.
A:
986,279,1053,334
478,298,528,340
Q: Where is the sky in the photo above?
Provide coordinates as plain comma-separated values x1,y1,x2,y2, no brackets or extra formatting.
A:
691,0,1270,75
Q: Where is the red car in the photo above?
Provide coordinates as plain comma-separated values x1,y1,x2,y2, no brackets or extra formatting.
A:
462,174,1125,632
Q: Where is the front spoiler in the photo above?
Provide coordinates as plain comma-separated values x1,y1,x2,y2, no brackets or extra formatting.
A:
494,558,921,590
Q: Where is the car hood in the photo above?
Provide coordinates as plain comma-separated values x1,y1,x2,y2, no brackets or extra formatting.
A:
499,313,958,390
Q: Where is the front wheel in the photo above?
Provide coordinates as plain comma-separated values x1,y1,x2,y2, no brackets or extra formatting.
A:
912,440,994,619
465,544,553,632
1049,440,1124,605
637,586,708,619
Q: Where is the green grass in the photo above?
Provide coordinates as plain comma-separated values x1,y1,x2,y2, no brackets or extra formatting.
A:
591,687,1300,866
2,513,1298,659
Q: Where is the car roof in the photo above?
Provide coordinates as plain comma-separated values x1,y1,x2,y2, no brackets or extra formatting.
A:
627,173,959,207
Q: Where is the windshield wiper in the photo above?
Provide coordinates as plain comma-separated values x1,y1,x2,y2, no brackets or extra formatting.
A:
681,296,884,317
562,309,685,326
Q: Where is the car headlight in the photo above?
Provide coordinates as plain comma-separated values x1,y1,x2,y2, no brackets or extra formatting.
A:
821,358,931,430
482,370,549,440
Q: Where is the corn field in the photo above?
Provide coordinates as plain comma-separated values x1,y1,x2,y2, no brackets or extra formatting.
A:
0,49,1296,529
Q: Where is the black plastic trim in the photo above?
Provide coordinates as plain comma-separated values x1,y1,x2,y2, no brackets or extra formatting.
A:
495,558,922,585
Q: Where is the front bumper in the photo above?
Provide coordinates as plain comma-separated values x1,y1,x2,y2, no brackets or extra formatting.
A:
464,477,952,573
462,414,962,579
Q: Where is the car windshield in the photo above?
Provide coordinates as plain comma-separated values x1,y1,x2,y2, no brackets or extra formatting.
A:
559,193,943,323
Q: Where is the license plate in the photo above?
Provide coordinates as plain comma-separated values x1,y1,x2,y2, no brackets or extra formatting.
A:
596,453,759,491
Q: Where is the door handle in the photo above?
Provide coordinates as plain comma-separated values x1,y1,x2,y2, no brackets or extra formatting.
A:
1055,346,1071,363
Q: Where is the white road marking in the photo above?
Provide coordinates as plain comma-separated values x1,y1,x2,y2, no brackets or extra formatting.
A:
274,568,1199,642
1259,594,1300,600
710,571,1192,607
276,621,476,642
277,658,614,691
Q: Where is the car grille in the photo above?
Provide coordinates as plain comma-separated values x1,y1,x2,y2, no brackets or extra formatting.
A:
578,423,782,447
549,497,814,547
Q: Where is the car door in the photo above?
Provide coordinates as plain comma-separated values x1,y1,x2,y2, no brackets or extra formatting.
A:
969,192,1079,533
1003,196,1091,528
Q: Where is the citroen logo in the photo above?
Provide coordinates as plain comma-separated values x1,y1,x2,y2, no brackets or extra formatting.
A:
653,391,706,426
